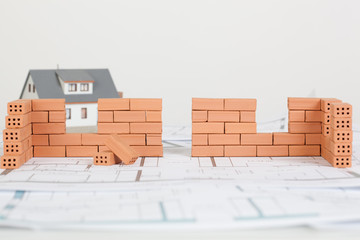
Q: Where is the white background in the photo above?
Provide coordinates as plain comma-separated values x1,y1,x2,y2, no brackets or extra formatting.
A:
0,0,359,127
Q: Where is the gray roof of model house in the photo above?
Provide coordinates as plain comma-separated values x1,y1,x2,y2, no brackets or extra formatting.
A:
20,69,120,103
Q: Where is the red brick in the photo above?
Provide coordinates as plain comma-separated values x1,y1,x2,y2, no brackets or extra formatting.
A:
273,133,305,145
289,111,305,122
257,146,289,157
114,111,146,122
224,99,256,111
32,99,65,111
225,123,256,134
305,111,322,122
98,111,114,123
241,133,272,145
305,134,321,145
288,122,322,134
288,98,321,110
49,111,66,123
192,134,208,146
94,151,117,165
98,98,129,111
224,146,256,157
32,123,66,135
7,99,32,115
31,111,49,123
240,111,256,122
192,111,207,122
289,145,320,156
34,146,66,157
105,135,139,164
320,98,342,112
32,135,49,146
132,146,163,157
146,134,162,146
49,134,82,146
208,134,240,145
192,98,223,110
66,146,99,157
130,123,162,134
146,111,162,122
192,123,224,134
208,111,239,122
97,123,130,134
330,102,352,118
3,125,32,142
5,113,31,129
191,146,224,157
130,99,162,111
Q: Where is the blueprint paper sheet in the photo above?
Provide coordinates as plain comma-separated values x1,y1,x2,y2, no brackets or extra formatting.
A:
0,122,360,230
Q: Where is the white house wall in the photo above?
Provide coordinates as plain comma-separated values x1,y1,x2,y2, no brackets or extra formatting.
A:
21,76,39,99
66,103,98,127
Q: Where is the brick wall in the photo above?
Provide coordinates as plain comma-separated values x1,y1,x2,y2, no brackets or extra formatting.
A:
1,98,163,169
191,97,352,168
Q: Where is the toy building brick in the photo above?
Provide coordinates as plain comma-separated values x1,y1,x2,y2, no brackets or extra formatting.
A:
20,69,122,129
191,97,353,168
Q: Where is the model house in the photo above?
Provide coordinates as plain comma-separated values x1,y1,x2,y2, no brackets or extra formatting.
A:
20,69,121,128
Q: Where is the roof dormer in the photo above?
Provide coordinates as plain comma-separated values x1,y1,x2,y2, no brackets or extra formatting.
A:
56,70,94,95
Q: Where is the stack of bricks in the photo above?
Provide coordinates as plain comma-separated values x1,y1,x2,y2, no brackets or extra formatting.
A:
1,98,163,169
95,98,163,158
287,97,322,157
321,99,352,167
191,98,323,158
31,99,69,157
192,98,258,157
1,100,33,169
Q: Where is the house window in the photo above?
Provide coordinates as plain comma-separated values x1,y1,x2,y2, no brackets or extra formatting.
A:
68,83,77,92
33,85,36,93
66,108,71,119
81,108,87,119
28,84,31,92
80,83,89,92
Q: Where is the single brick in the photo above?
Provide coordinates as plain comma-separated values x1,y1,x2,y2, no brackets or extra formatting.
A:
241,133,272,145
224,146,256,157
330,130,353,143
305,111,322,122
49,134,82,146
1,152,27,169
208,111,239,122
288,122,322,134
3,125,32,142
49,111,66,123
32,99,65,111
330,102,352,118
321,147,351,168
34,146,66,157
331,117,352,130
146,134,162,146
5,113,31,129
105,135,139,164
305,134,321,145
146,111,162,122
288,111,305,122
98,111,114,123
320,98,342,112
97,123,130,134
32,123,66,135
192,98,223,110
225,123,256,134
66,146,99,157
289,145,320,156
98,98,130,111
273,133,305,145
7,99,32,115
192,111,208,122
191,146,224,157
32,135,49,146
328,141,352,156
132,146,163,157
31,111,49,123
130,123,162,134
94,151,117,166
240,111,256,123
288,98,321,110
224,99,256,111
321,112,331,125
257,146,289,157
114,111,146,122
130,99,162,111
3,136,32,155
322,124,331,136
192,134,208,146
192,123,224,134
208,134,240,145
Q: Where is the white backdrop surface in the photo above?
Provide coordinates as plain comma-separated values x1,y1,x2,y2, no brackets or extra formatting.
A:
0,0,359,127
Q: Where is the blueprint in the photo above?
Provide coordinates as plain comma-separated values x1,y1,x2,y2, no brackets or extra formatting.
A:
0,122,360,230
